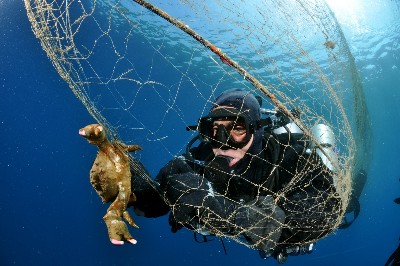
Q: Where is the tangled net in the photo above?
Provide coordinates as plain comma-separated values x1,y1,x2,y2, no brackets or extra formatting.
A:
25,0,371,253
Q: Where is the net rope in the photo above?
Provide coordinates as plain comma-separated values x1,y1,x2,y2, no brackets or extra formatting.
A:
24,0,371,252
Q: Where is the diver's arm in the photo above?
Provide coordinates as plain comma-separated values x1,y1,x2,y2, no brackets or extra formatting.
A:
129,157,170,218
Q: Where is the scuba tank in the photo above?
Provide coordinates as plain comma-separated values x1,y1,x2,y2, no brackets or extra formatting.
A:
261,108,338,172
309,124,338,172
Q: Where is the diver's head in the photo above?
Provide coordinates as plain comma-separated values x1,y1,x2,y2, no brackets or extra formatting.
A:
198,89,262,151
213,88,261,123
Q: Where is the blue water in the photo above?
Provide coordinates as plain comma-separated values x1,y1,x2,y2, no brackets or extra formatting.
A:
1,1,400,265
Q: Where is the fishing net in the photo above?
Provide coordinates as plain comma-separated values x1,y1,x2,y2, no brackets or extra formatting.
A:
24,0,371,255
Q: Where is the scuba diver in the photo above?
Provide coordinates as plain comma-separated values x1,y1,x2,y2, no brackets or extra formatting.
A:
130,88,342,263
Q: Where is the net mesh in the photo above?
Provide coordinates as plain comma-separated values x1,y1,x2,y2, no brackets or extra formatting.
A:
24,0,371,252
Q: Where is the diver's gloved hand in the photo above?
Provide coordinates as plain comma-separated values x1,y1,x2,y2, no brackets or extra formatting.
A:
204,156,231,194
103,209,138,245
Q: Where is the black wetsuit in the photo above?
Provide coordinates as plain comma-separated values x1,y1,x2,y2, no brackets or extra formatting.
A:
131,130,341,251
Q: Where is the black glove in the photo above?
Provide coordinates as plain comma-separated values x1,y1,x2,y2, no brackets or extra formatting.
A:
204,156,231,195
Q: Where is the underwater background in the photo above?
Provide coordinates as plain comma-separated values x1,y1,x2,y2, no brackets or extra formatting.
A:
1,1,400,265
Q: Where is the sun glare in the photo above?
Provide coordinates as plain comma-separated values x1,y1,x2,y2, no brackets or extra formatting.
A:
325,0,367,33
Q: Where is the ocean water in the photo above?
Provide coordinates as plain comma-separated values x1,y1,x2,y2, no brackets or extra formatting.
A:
1,1,399,265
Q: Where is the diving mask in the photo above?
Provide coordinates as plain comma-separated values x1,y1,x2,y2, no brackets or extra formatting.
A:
197,108,256,149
